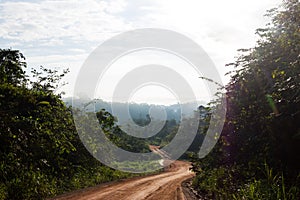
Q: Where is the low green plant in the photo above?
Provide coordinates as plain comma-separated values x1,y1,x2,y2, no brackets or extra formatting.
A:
232,164,300,200
0,183,7,200
193,163,299,200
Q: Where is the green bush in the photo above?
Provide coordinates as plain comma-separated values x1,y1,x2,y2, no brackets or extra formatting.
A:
0,183,7,200
6,170,57,200
193,164,300,200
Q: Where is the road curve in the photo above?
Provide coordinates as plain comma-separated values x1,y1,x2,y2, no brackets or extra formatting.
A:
51,161,194,200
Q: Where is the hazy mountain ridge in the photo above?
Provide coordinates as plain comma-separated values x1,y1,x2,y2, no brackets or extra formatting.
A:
63,97,206,125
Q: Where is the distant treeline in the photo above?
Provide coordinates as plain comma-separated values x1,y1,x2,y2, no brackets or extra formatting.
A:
65,97,204,124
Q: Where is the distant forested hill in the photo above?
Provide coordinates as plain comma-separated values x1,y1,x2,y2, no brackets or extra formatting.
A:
64,97,206,125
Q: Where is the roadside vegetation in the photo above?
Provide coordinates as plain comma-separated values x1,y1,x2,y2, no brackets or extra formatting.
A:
0,49,179,199
0,50,145,199
191,0,300,199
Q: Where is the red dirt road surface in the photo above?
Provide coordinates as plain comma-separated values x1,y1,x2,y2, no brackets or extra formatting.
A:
51,160,194,200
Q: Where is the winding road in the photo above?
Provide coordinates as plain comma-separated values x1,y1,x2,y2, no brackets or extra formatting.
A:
52,161,194,200
52,146,195,200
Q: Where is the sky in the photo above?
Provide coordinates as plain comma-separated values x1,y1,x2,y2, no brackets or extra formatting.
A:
0,0,282,105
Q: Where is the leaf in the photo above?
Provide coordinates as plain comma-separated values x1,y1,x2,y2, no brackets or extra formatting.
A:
37,101,50,106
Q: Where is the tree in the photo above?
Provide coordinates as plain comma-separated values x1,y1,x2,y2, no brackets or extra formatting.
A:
0,49,147,199
0,49,80,199
191,0,300,198
223,0,300,172
0,49,26,85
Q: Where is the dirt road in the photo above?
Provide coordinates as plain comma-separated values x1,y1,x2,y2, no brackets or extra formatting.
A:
52,161,194,200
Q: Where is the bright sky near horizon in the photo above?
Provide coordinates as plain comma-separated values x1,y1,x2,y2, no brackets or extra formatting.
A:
0,0,282,105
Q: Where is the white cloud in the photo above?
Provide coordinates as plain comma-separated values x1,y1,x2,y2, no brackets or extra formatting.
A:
126,0,282,82
0,0,283,103
0,0,131,43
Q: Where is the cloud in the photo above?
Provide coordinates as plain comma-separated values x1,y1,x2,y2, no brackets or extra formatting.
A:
0,0,132,48
0,0,282,59
106,0,282,83
0,0,283,102
137,0,281,91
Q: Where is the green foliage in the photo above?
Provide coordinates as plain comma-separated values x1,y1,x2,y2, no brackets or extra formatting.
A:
192,0,300,199
95,109,182,153
0,183,7,200
193,164,300,200
96,109,150,153
0,49,26,85
0,49,135,199
192,166,237,199
222,0,300,171
7,169,58,199
232,165,300,200
111,160,162,173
